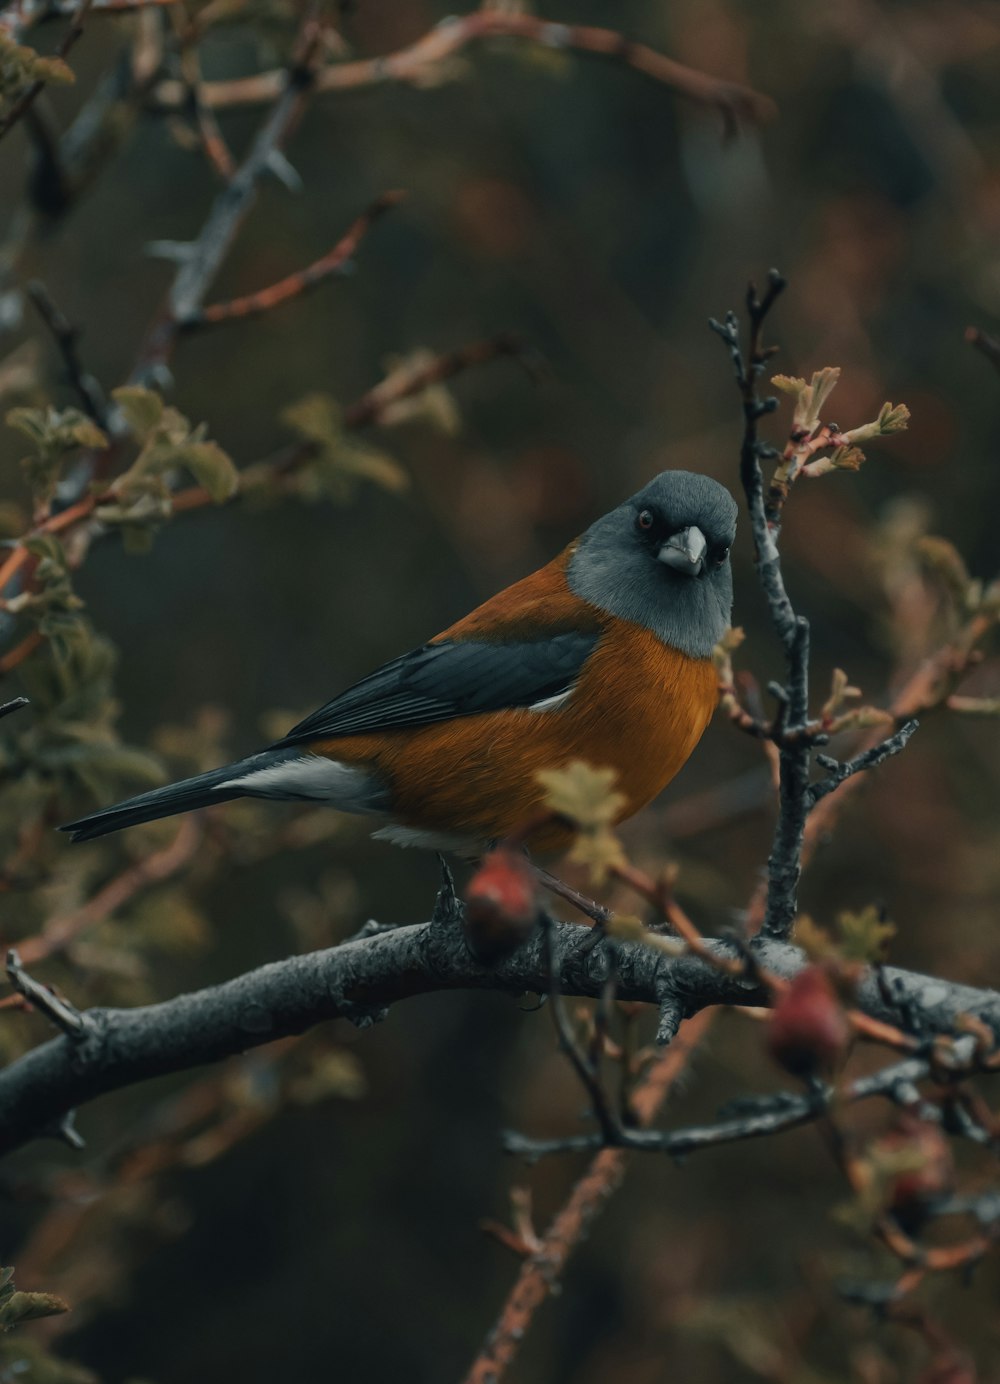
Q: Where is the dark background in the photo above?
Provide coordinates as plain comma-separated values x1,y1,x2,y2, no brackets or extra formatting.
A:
2,2,1000,1380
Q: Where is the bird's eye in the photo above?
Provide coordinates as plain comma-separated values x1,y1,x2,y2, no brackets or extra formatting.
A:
715,545,731,567
636,509,655,532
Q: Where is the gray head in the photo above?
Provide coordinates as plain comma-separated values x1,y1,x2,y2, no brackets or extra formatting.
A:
566,470,738,659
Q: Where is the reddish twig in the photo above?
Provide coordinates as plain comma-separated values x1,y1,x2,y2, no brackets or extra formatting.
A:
164,8,237,182
177,190,406,331
966,325,1000,378
11,816,202,966
462,1010,714,1384
156,10,776,135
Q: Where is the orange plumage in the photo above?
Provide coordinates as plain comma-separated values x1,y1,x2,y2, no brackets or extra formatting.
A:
312,547,717,851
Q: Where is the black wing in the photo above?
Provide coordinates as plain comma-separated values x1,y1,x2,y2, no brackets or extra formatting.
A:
276,630,599,745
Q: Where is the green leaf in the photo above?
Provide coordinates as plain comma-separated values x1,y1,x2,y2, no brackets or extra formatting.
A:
0,1268,68,1334
4,405,107,504
282,392,341,446
836,905,895,963
111,385,164,442
288,1049,367,1104
0,1290,69,1330
167,441,238,501
31,54,74,86
109,389,238,516
333,441,408,495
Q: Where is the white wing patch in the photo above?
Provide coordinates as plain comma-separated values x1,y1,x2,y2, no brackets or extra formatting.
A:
527,688,573,712
215,755,382,811
372,824,480,855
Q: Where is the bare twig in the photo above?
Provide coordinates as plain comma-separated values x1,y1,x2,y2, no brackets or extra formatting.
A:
15,815,201,966
504,1036,992,1163
966,325,1000,378
541,918,620,1143
26,280,107,423
153,11,777,134
711,273,826,945
463,1011,715,1384
176,190,406,332
5,948,88,1037
808,720,919,807
141,38,320,377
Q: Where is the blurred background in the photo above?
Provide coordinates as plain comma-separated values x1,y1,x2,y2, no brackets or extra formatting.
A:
2,1,1000,1380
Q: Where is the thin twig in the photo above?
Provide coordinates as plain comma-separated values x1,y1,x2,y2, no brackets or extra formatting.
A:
463,1010,715,1384
808,720,919,807
26,280,107,423
966,325,1000,379
5,949,88,1037
542,918,620,1144
15,815,201,966
154,11,777,133
176,190,406,332
503,1048,975,1162
141,40,320,376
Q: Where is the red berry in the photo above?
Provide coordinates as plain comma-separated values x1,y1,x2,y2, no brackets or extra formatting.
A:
767,965,851,1079
876,1117,954,1231
464,850,540,962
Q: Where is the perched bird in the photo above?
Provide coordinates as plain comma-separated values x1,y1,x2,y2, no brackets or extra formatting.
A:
61,470,737,855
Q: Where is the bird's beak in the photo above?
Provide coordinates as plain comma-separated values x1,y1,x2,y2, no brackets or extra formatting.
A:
658,526,707,576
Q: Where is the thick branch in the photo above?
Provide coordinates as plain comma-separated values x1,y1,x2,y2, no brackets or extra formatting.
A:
1,920,997,1159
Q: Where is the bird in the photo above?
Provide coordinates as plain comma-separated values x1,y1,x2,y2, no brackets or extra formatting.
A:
60,470,737,855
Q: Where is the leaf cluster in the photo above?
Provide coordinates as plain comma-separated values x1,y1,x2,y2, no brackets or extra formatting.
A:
277,393,408,502
0,31,74,106
5,406,107,507
97,387,238,551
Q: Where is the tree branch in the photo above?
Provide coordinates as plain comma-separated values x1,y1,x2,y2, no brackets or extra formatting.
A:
0,917,998,1160
153,11,777,135
808,720,919,808
175,189,406,333
139,46,319,378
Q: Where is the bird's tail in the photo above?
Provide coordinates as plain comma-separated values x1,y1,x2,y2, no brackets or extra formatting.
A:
58,750,284,843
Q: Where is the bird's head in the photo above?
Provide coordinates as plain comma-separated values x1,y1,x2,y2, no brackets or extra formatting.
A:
567,470,738,659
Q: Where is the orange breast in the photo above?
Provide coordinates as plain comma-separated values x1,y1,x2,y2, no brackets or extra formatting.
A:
312,554,717,851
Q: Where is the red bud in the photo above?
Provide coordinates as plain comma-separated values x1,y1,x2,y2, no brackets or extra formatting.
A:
916,1353,977,1384
767,965,851,1079
464,850,540,963
876,1116,954,1232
